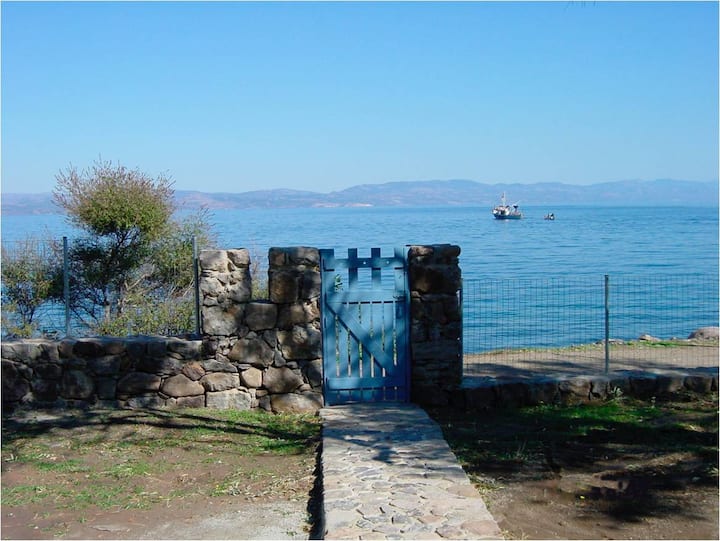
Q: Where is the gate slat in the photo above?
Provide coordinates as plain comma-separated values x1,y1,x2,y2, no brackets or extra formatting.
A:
324,303,398,372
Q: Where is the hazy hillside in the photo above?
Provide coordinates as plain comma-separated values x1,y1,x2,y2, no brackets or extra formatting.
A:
2,179,717,215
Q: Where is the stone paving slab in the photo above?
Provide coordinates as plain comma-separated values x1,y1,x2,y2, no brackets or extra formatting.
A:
320,403,503,540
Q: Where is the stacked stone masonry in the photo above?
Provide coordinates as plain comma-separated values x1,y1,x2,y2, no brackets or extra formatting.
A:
3,245,467,413
408,244,463,407
4,244,715,414
457,368,718,412
2,247,326,414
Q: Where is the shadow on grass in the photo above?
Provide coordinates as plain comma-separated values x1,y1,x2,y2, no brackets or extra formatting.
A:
1,406,321,456
427,391,719,524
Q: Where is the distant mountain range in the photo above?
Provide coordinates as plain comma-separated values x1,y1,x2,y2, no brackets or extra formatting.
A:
2,179,717,215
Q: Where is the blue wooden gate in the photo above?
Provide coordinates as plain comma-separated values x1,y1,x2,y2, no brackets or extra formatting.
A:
320,247,410,406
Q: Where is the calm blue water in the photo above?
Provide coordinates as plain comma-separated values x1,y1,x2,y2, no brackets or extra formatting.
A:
2,205,718,346
2,205,718,279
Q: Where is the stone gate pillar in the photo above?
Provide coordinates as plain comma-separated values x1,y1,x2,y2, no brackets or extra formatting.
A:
408,244,462,406
198,247,323,413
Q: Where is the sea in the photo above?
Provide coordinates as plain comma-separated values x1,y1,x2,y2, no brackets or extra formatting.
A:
3,205,718,279
2,205,719,346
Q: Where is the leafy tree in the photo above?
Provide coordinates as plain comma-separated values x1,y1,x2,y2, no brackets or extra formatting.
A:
1,238,63,337
52,159,215,334
94,209,216,335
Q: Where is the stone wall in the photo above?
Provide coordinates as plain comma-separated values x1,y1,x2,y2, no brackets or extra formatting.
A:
455,367,718,411
2,244,467,413
198,247,323,414
1,247,325,414
408,244,463,407
2,336,219,410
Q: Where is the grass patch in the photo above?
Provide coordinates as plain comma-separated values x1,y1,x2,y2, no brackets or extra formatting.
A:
1,408,321,513
428,392,719,478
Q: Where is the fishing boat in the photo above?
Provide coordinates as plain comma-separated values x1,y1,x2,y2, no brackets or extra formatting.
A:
544,213,555,220
492,193,523,220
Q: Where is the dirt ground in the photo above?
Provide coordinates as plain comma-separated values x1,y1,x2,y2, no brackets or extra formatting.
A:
1,409,320,540
488,465,718,540
464,342,719,379
430,391,719,540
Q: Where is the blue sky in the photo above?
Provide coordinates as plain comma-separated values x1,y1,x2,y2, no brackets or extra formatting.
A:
1,1,718,194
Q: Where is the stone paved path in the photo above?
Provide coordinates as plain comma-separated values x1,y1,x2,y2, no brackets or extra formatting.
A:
320,403,503,540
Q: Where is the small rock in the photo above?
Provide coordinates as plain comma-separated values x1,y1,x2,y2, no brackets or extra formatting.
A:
688,326,719,340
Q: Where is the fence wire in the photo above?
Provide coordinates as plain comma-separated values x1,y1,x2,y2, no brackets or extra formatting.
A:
463,274,719,377
1,238,200,339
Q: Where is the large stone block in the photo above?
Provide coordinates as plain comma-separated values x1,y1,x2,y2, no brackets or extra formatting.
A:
269,270,300,303
88,355,121,376
58,339,77,359
300,270,322,299
200,275,224,299
200,372,240,392
73,339,105,358
270,247,320,267
206,388,252,410
263,366,304,394
225,275,252,303
4,341,44,362
96,378,117,400
277,301,320,329
685,374,713,393
166,339,203,359
245,302,278,331
199,250,230,272
126,394,166,409
656,374,686,395
117,372,162,395
410,265,462,294
34,362,62,380
240,366,263,388
303,359,323,388
558,377,591,404
182,361,206,381
688,326,719,339
169,395,206,409
527,380,560,405
278,325,322,360
136,356,184,376
1,360,31,402
227,249,251,268
629,374,658,398
201,359,238,373
31,379,59,402
496,382,527,408
161,374,205,397
408,244,460,264
202,304,244,336
270,392,323,413
39,342,61,362
60,370,95,400
228,336,274,368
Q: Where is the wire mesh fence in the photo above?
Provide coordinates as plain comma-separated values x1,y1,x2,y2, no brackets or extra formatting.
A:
1,237,201,339
0,238,68,338
463,274,719,377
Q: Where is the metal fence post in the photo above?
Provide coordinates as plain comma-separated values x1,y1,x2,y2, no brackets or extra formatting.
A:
604,274,610,373
193,236,201,336
63,236,70,337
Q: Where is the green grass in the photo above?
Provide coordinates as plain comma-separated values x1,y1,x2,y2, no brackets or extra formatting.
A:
1,408,321,512
429,392,719,474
